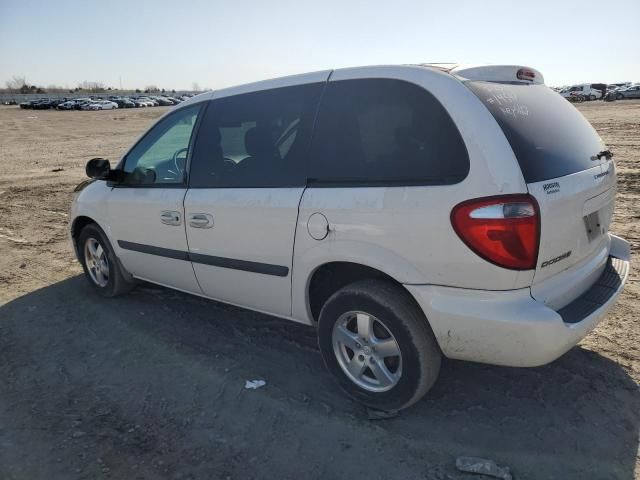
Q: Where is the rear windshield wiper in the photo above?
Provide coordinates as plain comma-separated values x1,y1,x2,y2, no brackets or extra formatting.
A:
591,150,614,161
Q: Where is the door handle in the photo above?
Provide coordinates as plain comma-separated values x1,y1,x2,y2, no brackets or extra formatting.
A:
188,213,214,229
160,210,182,226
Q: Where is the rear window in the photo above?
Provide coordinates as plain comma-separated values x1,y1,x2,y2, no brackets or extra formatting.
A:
309,79,469,185
466,81,604,183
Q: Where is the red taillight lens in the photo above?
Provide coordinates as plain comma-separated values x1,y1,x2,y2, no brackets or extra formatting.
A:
451,195,540,270
517,68,536,81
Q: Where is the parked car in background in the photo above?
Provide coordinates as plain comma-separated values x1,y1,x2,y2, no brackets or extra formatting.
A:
112,98,136,108
49,99,68,109
73,99,93,110
70,64,630,412
133,98,154,107
609,82,632,90
11,92,207,111
559,84,603,101
127,98,144,107
138,97,158,106
86,100,119,110
57,100,77,110
616,85,640,99
31,99,55,110
151,96,174,106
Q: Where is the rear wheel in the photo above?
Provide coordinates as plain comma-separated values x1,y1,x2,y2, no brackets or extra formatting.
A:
317,280,441,411
78,223,135,297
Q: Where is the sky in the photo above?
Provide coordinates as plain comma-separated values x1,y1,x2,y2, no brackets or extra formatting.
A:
1,0,639,91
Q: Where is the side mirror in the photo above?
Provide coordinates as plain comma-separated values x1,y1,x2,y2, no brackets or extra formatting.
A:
85,158,125,182
86,158,111,179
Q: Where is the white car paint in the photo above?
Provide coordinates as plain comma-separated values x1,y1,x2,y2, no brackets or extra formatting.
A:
70,63,630,368
406,234,629,366
87,100,119,110
559,84,603,99
185,187,305,317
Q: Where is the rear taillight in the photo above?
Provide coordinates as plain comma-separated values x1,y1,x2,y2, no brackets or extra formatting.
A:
451,195,540,270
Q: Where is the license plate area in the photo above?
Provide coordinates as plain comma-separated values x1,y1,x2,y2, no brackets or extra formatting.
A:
583,210,603,242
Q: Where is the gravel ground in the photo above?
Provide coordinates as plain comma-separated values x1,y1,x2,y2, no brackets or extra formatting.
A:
0,101,638,479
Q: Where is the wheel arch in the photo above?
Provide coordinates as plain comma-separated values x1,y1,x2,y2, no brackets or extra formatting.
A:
70,215,98,260
71,215,135,284
305,261,428,329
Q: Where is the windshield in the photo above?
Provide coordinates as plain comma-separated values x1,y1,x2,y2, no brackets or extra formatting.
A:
466,81,605,183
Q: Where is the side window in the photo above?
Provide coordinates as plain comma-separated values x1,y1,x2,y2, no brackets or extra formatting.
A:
309,79,469,185
189,83,324,188
122,104,201,186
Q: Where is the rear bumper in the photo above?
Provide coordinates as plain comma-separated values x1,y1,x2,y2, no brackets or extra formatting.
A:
405,235,630,367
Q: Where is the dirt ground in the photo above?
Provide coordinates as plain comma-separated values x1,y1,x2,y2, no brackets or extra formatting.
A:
0,101,638,480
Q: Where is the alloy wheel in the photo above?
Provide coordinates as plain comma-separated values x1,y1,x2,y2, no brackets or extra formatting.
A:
84,237,109,287
332,311,402,392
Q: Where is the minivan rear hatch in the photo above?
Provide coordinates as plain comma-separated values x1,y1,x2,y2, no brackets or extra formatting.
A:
463,71,616,308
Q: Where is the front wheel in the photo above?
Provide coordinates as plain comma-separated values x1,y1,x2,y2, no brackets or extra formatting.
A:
317,280,441,411
78,223,135,297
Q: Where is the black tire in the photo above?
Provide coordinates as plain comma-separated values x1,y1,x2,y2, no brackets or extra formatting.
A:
77,223,135,297
317,279,441,411
617,93,624,100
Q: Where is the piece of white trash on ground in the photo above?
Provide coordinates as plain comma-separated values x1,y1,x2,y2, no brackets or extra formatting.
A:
455,457,513,480
244,380,266,390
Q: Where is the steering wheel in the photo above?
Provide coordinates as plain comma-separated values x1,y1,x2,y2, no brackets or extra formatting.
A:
172,147,189,175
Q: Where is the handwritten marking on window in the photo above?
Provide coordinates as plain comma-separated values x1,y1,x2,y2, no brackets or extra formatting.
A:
485,87,529,118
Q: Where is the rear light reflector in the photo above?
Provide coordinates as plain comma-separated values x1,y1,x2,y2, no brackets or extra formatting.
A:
451,195,540,270
517,68,536,81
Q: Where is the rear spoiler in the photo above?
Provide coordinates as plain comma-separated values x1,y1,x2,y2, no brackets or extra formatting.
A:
419,64,545,85
451,65,545,85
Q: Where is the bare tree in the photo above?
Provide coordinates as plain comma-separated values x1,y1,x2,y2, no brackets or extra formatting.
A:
78,81,105,93
46,84,66,93
5,75,27,92
145,85,159,93
192,82,201,92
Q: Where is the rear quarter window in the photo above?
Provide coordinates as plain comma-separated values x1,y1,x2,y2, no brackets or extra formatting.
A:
466,81,604,183
309,78,469,185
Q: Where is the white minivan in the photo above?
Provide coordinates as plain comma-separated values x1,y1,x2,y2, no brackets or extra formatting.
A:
70,64,630,411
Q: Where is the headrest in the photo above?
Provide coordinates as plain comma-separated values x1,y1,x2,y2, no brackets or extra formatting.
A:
244,127,273,157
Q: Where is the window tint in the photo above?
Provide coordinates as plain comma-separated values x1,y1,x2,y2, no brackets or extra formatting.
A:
189,83,324,188
466,81,604,183
309,79,469,185
123,105,201,185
